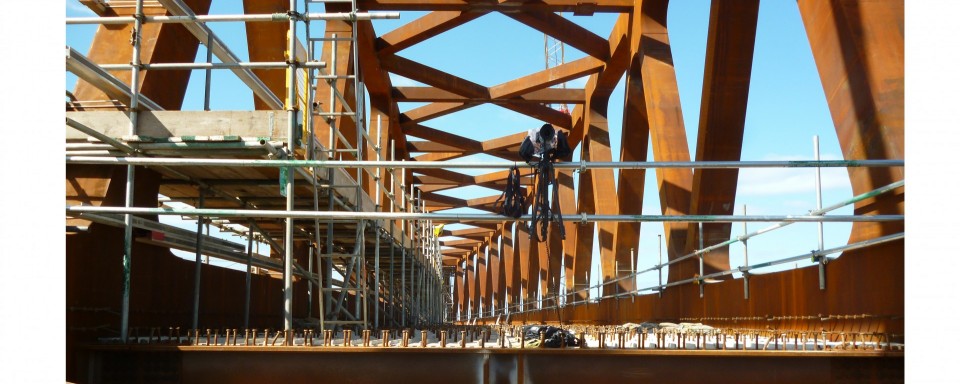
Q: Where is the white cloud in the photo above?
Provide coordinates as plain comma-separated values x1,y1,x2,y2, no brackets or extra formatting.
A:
736,152,851,196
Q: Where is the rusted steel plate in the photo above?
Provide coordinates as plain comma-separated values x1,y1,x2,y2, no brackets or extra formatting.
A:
79,346,903,384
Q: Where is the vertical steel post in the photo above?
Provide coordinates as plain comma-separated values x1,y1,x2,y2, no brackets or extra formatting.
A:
374,116,382,329
698,222,704,298
315,242,324,330
400,167,407,328
410,188,417,324
657,234,663,298
389,140,396,327
742,205,749,300
204,221,210,265
324,174,335,321
311,164,325,330
328,33,337,155
283,0,298,335
304,0,315,164
814,136,826,290
401,237,407,327
354,224,363,322
419,259,425,325
324,31,338,325
411,186,418,325
428,223,433,323
245,220,253,329
413,260,419,327
119,0,145,344
418,191,424,324
361,221,368,329
308,246,314,318
203,31,212,111
305,0,325,331
192,189,205,330
347,0,366,328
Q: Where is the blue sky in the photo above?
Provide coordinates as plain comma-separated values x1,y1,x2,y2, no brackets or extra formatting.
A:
66,0,857,296
30,1,953,381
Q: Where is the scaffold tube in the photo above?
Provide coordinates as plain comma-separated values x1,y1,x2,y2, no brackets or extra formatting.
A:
541,179,904,296
97,62,327,70
509,232,904,312
282,0,297,336
654,180,905,270
66,206,903,223
65,156,904,169
66,12,400,25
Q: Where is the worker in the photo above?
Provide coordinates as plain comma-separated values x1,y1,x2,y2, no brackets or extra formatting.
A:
511,123,571,241
520,123,569,163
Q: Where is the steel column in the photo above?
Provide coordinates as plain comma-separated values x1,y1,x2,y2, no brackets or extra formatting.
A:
244,220,253,329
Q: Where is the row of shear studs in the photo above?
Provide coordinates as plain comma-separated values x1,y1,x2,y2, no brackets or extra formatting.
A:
122,326,898,351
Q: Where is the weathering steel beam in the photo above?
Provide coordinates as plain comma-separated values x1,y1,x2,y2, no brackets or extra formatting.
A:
65,156,904,169
155,0,281,109
65,206,902,223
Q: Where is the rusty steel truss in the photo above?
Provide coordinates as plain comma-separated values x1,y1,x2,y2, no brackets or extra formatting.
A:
65,0,904,382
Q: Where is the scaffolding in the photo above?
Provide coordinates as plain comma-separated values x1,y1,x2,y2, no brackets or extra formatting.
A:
64,0,904,340
64,0,449,343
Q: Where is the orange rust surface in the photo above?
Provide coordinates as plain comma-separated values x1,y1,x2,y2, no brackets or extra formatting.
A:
797,0,905,244
453,259,462,318
477,239,491,316
636,0,696,283
78,345,903,384
501,222,521,309
489,242,903,338
241,0,287,110
686,0,761,278
66,166,316,382
489,230,504,313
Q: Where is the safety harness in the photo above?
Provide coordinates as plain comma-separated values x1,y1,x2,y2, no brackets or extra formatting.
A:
529,159,565,242
494,166,525,218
